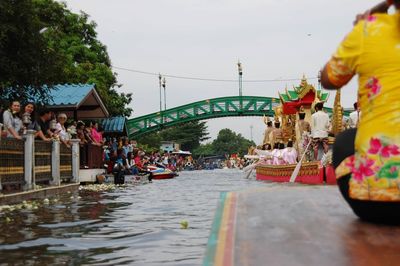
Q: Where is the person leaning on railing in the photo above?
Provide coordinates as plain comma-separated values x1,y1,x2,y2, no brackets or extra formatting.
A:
321,0,400,224
22,102,51,142
55,113,71,148
2,101,22,140
36,109,53,139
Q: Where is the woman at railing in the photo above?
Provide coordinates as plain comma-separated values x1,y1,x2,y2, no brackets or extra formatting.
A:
55,113,71,148
22,102,51,141
2,101,22,140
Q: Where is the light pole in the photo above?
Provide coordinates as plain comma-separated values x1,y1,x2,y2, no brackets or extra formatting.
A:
162,77,166,111
250,125,253,142
237,61,243,110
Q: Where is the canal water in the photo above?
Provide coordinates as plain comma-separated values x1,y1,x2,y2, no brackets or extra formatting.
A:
0,169,265,265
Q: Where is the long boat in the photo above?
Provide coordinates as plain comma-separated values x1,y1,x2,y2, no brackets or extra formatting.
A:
255,161,324,184
252,76,342,185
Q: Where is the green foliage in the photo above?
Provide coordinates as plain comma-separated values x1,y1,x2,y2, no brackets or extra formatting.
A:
159,121,210,151
0,0,65,105
192,143,215,157
0,0,132,116
135,121,210,152
212,128,255,156
135,132,162,151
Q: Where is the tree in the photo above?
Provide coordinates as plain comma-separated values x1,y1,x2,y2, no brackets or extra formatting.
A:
0,0,66,106
34,0,133,116
212,128,255,156
135,121,210,152
192,143,215,157
160,121,209,151
0,0,133,116
135,132,162,151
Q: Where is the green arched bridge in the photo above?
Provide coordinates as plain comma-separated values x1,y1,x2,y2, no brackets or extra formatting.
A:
127,96,347,138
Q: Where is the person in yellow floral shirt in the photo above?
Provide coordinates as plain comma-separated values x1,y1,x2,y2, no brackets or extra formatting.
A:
321,0,400,224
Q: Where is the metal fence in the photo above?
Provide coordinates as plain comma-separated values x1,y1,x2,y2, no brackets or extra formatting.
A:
35,140,53,184
60,144,72,182
0,138,25,190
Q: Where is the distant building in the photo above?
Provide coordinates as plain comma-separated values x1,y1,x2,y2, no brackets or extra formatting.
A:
160,141,180,153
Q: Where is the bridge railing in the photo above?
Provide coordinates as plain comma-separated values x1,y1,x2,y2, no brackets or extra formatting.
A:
127,95,352,138
127,96,280,137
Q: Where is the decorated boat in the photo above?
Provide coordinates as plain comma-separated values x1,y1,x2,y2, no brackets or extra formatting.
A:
254,76,342,185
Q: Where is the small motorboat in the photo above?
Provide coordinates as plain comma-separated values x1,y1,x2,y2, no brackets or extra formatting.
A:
147,165,178,180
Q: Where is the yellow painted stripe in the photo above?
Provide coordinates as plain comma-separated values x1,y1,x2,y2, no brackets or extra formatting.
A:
0,150,23,155
60,166,72,171
214,192,234,266
0,167,24,175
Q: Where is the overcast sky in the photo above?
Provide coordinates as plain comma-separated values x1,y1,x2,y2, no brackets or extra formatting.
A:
62,0,379,144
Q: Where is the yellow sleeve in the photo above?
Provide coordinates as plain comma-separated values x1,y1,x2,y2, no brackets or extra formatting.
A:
326,21,364,87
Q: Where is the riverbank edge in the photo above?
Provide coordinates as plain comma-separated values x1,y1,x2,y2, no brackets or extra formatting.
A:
0,183,80,205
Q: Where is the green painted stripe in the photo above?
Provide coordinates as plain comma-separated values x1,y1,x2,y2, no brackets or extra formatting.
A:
203,192,228,266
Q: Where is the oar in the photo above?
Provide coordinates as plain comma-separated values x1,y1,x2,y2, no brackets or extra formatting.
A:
289,140,312,183
243,160,259,179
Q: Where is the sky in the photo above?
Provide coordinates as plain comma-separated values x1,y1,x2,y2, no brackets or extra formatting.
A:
62,0,380,144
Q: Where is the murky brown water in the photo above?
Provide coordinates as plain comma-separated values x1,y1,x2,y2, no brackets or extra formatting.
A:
0,169,264,265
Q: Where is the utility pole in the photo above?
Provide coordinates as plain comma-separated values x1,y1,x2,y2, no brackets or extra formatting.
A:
237,61,243,110
158,73,162,114
162,77,166,111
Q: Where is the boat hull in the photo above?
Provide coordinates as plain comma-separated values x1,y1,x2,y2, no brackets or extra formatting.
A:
151,172,176,179
255,161,324,184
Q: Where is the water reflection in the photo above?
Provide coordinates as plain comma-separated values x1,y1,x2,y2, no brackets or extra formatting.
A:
0,169,263,265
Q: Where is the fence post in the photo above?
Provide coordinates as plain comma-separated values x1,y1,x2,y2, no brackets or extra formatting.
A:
23,130,35,191
51,140,61,186
70,139,80,183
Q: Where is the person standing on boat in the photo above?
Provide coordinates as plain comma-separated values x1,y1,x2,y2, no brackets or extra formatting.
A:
348,102,361,128
321,0,400,223
296,106,311,161
311,102,330,160
269,117,283,149
262,116,274,145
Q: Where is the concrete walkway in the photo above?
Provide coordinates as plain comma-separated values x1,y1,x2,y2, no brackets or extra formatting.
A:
204,185,400,266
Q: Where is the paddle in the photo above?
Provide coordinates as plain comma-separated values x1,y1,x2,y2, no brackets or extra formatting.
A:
289,140,312,183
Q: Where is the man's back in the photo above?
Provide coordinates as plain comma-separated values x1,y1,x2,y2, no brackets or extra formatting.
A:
311,111,329,138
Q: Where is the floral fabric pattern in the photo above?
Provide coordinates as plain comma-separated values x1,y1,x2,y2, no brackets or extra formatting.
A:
331,13,400,202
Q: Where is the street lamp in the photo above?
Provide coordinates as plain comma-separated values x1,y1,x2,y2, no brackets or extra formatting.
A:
250,125,253,142
237,61,243,109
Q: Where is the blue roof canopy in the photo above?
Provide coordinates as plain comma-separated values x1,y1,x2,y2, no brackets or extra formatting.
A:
48,84,95,106
101,116,127,135
46,83,109,119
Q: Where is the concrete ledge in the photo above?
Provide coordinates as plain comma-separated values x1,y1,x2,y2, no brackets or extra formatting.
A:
0,183,79,205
